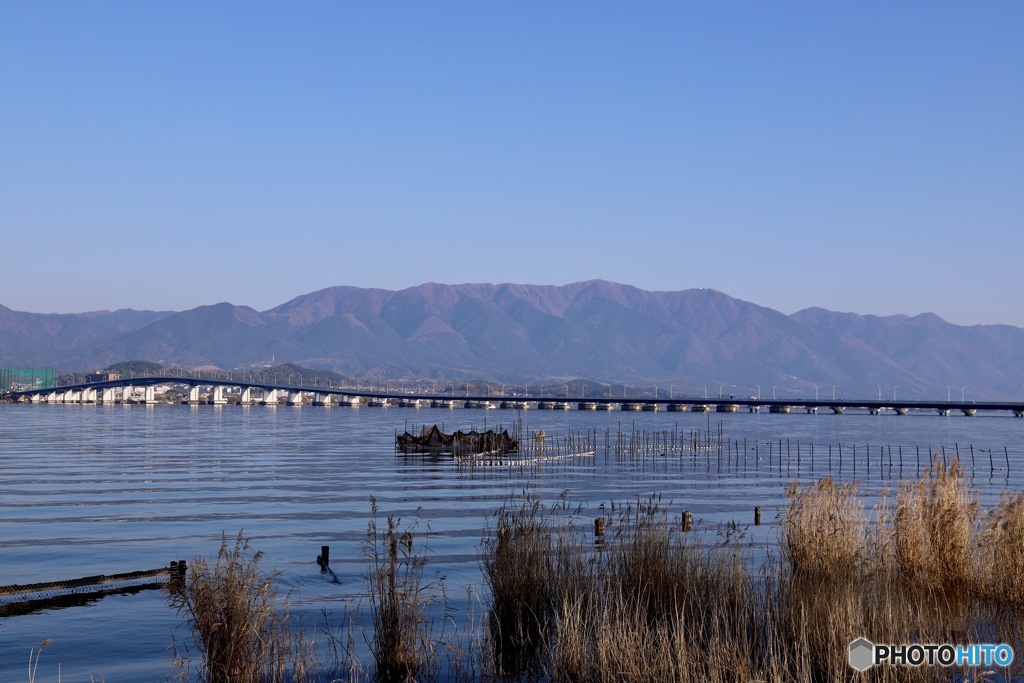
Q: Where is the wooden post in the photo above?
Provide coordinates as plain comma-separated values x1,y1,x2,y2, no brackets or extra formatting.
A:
317,546,331,571
754,507,761,526
595,517,606,537
682,510,693,532
169,560,187,591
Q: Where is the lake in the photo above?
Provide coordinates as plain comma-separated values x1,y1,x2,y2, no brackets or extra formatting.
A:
2,403,1022,680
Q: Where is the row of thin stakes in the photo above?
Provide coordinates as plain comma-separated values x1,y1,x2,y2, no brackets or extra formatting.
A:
511,422,1015,479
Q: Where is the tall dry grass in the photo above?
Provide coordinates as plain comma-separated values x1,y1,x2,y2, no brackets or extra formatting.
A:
782,477,865,576
893,459,978,591
982,491,1024,605
169,531,313,683
363,498,450,683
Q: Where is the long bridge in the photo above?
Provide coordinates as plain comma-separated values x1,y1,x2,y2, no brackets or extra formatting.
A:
10,375,1024,417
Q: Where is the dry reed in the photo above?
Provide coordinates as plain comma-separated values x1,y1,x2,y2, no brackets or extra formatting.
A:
982,491,1024,605
169,531,312,683
893,459,978,592
363,498,448,682
782,477,865,576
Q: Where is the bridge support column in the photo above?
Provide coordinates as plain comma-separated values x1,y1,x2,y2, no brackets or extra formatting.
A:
262,389,278,406
30,393,43,403
830,406,845,414
313,392,332,406
805,406,818,414
869,408,881,415
144,386,158,404
81,388,97,403
962,408,977,416
1015,410,1024,418
240,387,254,405
938,408,951,416
63,390,80,403
186,386,201,405
46,392,59,403
287,391,303,406
122,386,134,403
894,407,908,416
101,388,117,403
211,386,228,405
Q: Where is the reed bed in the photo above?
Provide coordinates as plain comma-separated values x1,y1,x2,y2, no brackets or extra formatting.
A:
479,461,1024,682
167,459,1024,682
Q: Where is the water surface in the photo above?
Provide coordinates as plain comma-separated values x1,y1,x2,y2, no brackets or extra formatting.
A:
2,404,1021,680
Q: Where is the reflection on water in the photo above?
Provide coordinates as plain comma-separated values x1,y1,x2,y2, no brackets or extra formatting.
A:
1,404,1021,679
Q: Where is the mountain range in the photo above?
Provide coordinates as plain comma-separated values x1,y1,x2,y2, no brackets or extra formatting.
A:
2,280,1022,400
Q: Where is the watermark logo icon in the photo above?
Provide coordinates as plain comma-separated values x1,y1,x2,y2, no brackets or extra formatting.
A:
848,637,874,672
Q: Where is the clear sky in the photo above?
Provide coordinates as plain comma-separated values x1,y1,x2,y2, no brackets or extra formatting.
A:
2,3,1021,325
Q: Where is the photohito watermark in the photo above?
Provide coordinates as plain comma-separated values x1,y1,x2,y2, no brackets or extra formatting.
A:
849,637,1014,671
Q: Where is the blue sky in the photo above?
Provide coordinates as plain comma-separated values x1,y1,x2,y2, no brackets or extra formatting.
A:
2,3,1021,325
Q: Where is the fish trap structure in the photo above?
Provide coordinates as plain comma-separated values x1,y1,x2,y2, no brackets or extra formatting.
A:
0,561,187,618
395,423,520,456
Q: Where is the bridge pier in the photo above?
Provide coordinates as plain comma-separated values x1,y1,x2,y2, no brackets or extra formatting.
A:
805,406,818,414
101,387,117,404
577,402,597,410
962,408,977,416
313,392,333,407
121,386,134,403
262,389,278,406
186,386,202,405
81,388,97,403
769,405,791,414
938,408,951,416
667,403,688,412
144,386,158,404
211,386,228,405
287,391,304,406
717,404,739,413
869,408,881,415
1015,410,1024,418
894,407,908,416
240,387,254,405
830,406,845,414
